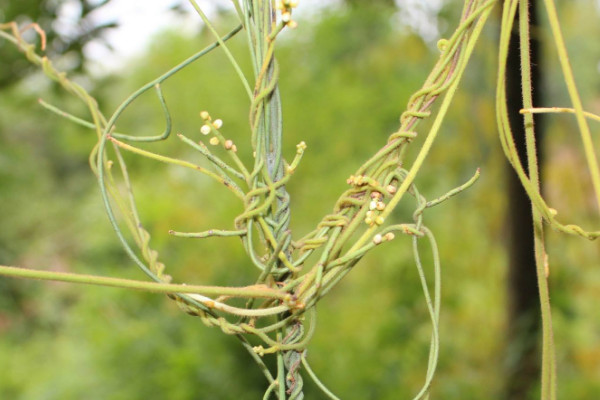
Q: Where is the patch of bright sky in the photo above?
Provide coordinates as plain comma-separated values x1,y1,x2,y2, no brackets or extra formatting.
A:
71,0,206,74
57,0,344,75
56,0,444,74
52,1,600,86
397,0,442,42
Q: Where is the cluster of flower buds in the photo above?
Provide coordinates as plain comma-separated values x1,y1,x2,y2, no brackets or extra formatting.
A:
346,174,367,186
365,191,385,226
372,232,395,245
296,141,307,153
275,0,299,29
286,141,307,175
199,111,237,152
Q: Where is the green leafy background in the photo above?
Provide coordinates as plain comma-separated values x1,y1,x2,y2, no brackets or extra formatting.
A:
1,2,599,399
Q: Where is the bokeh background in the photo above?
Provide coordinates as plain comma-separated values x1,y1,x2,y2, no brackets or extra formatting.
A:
1,1,599,399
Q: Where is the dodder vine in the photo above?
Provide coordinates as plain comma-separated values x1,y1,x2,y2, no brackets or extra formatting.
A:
1,1,599,399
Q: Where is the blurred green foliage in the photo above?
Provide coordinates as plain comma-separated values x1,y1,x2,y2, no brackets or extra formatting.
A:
1,2,599,399
0,0,116,88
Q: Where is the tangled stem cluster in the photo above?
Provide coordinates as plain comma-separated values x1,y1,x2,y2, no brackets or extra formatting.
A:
0,1,495,398
2,0,599,399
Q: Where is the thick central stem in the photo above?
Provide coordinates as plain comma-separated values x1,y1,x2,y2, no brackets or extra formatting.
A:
246,2,299,398
249,1,289,244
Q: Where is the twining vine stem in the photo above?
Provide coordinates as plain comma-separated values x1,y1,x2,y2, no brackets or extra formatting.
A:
1,0,599,399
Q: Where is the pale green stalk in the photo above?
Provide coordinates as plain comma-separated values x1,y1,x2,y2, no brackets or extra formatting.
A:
520,107,600,122
188,0,252,98
0,265,288,300
519,1,556,398
542,0,600,212
301,356,340,400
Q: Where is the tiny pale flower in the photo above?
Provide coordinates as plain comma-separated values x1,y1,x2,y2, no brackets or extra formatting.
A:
200,125,211,135
373,234,383,245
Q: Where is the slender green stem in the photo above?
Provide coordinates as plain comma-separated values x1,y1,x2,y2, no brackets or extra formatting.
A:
410,227,441,400
107,135,245,199
105,24,243,142
520,107,600,123
177,134,248,181
111,84,172,141
37,98,121,133
0,265,288,300
188,0,253,98
425,168,480,208
301,355,340,400
187,293,291,317
277,330,287,400
542,0,600,213
263,380,278,400
169,229,247,238
519,1,555,398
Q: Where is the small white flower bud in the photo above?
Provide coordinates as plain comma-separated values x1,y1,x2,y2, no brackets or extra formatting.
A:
224,139,233,150
213,119,223,129
200,125,211,135
209,137,220,145
373,234,383,245
200,111,210,120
